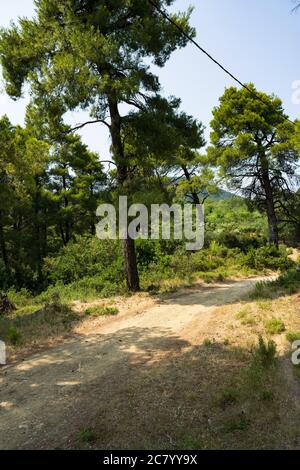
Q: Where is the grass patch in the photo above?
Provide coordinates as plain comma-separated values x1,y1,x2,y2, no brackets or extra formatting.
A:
217,388,238,410
260,389,275,402
256,300,272,312
250,270,300,300
286,331,300,343
236,306,252,320
241,317,257,326
85,306,119,317
264,318,285,335
7,326,22,346
252,336,277,369
0,293,79,353
77,428,97,444
225,412,251,433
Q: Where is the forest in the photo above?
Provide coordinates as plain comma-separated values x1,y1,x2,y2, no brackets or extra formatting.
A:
0,7,299,298
1,0,300,453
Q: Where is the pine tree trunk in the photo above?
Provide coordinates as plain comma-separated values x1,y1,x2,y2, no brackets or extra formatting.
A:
107,94,140,292
260,155,279,247
123,238,140,292
266,197,279,247
0,213,10,279
182,165,201,205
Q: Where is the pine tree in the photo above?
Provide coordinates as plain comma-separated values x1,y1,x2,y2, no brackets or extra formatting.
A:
0,0,194,291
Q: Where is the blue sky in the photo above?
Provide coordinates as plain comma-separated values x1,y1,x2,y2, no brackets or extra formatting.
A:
1,0,300,160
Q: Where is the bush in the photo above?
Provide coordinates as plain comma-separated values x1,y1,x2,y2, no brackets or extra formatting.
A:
85,306,119,316
7,326,22,345
217,388,238,409
77,428,97,444
244,245,293,271
286,331,300,343
252,336,277,368
43,238,123,285
265,318,285,335
251,270,300,299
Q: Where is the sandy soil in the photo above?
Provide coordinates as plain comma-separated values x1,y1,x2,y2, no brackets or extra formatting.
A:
0,276,274,450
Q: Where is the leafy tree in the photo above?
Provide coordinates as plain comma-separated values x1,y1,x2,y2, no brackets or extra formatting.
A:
122,95,215,205
0,0,195,291
0,116,51,288
48,133,105,245
208,84,299,246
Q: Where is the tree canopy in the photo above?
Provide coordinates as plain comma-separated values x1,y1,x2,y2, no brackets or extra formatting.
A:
208,84,299,246
0,0,197,291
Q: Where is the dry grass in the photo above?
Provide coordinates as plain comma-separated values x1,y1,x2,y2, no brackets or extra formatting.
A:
0,292,158,361
70,289,300,450
2,276,300,449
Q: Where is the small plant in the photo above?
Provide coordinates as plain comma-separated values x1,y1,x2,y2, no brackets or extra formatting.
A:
203,338,214,347
264,318,285,335
7,326,21,345
286,331,300,343
257,301,272,312
78,428,97,444
217,388,238,409
260,389,274,402
252,336,277,368
236,306,252,320
85,305,119,317
226,412,251,432
251,271,300,300
241,317,256,326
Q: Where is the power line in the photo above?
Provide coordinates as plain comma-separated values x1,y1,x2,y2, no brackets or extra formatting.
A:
148,0,295,126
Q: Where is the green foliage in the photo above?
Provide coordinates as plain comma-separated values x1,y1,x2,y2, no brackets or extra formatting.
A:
244,245,293,271
77,428,97,444
286,331,300,343
251,270,300,299
225,413,251,432
43,238,123,285
252,336,277,368
205,197,268,249
260,389,275,402
217,388,238,409
85,306,119,317
7,326,21,345
265,318,286,335
208,83,299,245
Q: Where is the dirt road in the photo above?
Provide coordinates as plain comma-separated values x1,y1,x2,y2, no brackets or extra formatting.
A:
0,276,271,450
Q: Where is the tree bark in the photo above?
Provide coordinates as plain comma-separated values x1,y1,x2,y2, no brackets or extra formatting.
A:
0,212,10,280
107,94,140,292
182,165,201,205
260,154,279,247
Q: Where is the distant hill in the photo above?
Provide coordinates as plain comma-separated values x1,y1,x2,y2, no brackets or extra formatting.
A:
209,189,238,201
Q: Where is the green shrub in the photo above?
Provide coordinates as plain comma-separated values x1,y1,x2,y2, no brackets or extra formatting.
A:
225,412,251,432
7,326,22,345
217,388,238,409
85,306,119,316
265,318,285,335
244,245,292,271
252,336,277,368
43,238,124,285
286,331,300,343
250,270,300,299
78,428,97,444
260,389,275,401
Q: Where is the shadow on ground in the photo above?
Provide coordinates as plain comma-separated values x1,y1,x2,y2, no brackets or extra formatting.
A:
1,320,300,450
